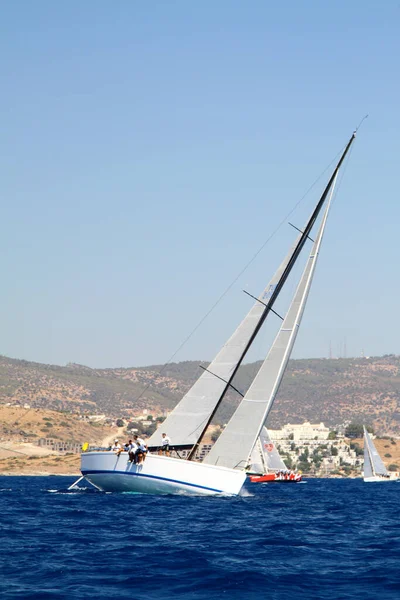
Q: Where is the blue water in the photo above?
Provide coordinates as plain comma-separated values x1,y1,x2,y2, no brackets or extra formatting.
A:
1,477,399,599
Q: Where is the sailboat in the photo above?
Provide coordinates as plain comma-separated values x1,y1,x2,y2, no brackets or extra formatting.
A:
78,131,356,495
363,426,399,482
247,427,301,483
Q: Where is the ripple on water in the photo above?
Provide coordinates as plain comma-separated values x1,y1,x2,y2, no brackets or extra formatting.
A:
0,477,400,600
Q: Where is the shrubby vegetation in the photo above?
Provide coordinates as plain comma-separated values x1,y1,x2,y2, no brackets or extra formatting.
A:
345,423,373,438
350,442,363,456
1,354,400,437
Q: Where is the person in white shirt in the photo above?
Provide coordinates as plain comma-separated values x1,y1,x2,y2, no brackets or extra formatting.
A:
111,440,122,455
127,440,138,463
159,433,171,457
133,435,148,464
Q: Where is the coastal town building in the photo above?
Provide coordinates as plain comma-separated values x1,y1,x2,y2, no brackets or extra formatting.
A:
79,414,106,423
171,444,213,461
38,438,82,453
264,422,361,474
268,422,330,441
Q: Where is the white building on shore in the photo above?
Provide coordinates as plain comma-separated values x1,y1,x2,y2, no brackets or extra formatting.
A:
268,422,330,441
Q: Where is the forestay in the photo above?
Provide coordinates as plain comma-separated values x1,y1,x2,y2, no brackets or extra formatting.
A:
204,178,337,470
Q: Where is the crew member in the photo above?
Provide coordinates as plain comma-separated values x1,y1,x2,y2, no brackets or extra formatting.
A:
159,433,171,457
111,439,122,455
133,435,148,464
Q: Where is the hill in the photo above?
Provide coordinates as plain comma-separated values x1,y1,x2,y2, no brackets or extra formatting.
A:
0,354,400,436
0,404,116,475
0,404,110,445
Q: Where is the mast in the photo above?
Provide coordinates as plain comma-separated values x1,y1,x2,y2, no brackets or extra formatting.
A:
188,132,356,459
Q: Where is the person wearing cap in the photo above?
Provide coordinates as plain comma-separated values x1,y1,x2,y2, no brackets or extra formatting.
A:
111,439,122,454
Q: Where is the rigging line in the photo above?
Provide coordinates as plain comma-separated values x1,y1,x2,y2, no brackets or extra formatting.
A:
131,143,347,404
198,365,244,397
355,114,368,133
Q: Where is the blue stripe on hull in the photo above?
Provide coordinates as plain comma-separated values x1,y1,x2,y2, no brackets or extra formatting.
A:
81,469,224,494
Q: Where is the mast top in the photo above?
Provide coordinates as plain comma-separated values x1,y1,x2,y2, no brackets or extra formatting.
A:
354,114,369,135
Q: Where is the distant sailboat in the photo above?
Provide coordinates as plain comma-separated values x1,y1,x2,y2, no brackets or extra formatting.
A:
249,428,287,473
78,131,356,496
247,427,301,483
363,426,399,482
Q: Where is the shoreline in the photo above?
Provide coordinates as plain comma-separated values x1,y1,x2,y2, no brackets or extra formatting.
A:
0,471,363,479
0,472,79,476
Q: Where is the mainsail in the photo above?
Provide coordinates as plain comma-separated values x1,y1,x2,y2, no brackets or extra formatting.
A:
249,427,287,474
363,426,388,477
147,243,298,450
148,133,355,453
204,175,337,469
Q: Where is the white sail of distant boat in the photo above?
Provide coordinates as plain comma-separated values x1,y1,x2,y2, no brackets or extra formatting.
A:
363,426,399,482
77,131,356,496
249,427,287,474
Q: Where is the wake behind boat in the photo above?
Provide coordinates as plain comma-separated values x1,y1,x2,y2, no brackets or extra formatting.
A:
78,131,357,496
363,426,399,483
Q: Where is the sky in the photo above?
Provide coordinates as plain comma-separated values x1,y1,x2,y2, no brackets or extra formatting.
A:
1,1,399,368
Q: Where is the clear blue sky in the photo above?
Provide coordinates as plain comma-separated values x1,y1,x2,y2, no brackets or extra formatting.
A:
1,1,399,368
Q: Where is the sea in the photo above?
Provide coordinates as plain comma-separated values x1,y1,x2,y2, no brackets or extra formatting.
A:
0,476,399,600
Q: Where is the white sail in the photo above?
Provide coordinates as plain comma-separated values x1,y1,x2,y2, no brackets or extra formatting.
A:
363,428,374,479
204,178,337,469
249,439,265,474
148,134,355,452
147,238,300,449
79,132,357,496
249,427,286,473
363,426,388,478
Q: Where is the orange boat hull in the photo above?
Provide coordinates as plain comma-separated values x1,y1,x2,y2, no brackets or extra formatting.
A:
249,474,302,483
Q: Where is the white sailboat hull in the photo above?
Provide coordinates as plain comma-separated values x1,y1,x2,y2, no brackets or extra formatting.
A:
363,474,399,483
80,452,246,496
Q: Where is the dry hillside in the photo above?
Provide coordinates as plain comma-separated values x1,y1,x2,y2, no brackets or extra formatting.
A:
1,354,400,436
0,405,115,475
0,404,109,445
